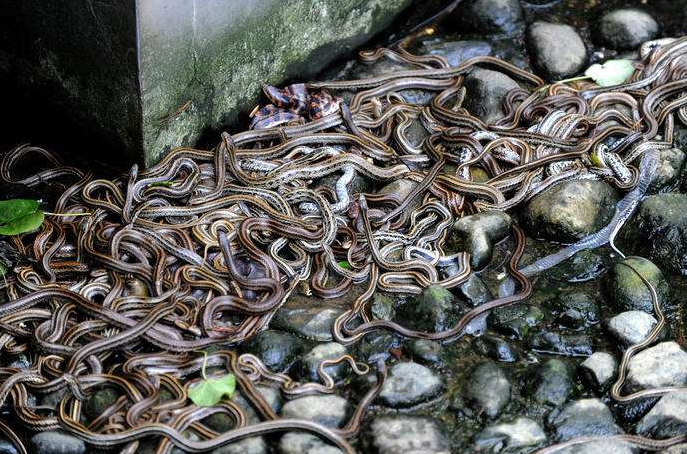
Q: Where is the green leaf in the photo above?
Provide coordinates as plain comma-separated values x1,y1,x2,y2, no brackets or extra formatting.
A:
0,211,44,236
0,199,39,224
188,374,236,407
338,260,351,270
148,181,173,188
584,59,635,87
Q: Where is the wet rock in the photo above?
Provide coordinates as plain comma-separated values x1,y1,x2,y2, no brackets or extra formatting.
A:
464,362,510,418
562,250,606,283
609,256,670,313
82,385,120,421
554,440,636,454
554,291,600,329
580,352,617,392
30,431,85,454
474,417,547,452
530,331,592,357
607,311,658,345
489,304,544,339
0,441,18,454
661,444,687,454
481,334,518,362
279,433,342,454
629,195,687,275
398,285,458,333
457,273,494,307
377,179,422,213
596,9,659,51
532,359,573,406
522,180,619,243
627,342,687,391
419,40,493,67
354,332,400,363
366,415,449,454
407,339,442,364
379,361,443,407
370,293,395,321
280,395,349,428
211,437,267,454
636,389,687,438
550,398,623,442
648,148,686,194
272,299,344,341
452,211,512,270
527,21,587,80
300,342,349,383
205,385,282,430
463,68,520,123
241,330,304,372
452,0,524,36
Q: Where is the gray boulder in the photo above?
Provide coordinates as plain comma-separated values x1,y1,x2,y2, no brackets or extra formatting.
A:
527,21,587,80
627,342,687,391
463,68,520,123
580,352,618,392
464,362,510,418
636,389,687,438
279,433,343,454
29,432,85,454
379,361,443,407
474,417,547,452
366,416,449,454
280,395,349,428
550,398,623,442
452,211,512,269
609,256,670,313
596,9,659,50
607,311,658,345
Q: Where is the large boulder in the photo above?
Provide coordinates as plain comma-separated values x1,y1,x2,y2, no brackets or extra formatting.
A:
527,21,587,80
596,8,659,50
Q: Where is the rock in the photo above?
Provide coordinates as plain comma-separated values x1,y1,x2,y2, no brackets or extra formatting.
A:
377,179,422,213
636,389,687,438
530,331,592,357
609,256,670,313
398,285,458,333
481,334,518,362
452,211,512,269
464,362,510,418
627,342,687,391
457,273,494,307
279,432,343,454
280,395,349,428
489,304,544,339
211,437,267,454
607,311,658,345
580,352,617,392
315,170,372,197
532,359,573,406
629,195,687,275
366,416,449,454
522,180,619,243
527,21,587,80
0,441,18,454
661,444,687,454
474,417,547,452
272,299,344,341
370,293,395,321
354,332,400,363
554,440,636,454
208,386,282,429
550,398,623,442
554,292,600,329
596,9,659,51
300,342,349,383
648,148,686,194
29,431,85,454
407,339,442,364
561,249,606,283
379,362,443,407
82,386,120,421
419,40,493,67
452,0,524,36
463,68,520,123
241,330,304,372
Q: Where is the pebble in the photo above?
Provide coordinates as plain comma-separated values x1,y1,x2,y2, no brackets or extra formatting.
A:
280,394,349,428
299,342,349,383
463,68,520,123
464,362,510,418
241,329,304,372
580,352,617,392
627,342,687,390
272,299,344,341
278,432,343,454
527,21,588,80
457,273,494,307
474,417,547,452
550,398,623,442
596,8,659,50
522,180,619,243
636,389,687,438
452,211,512,270
607,311,658,345
398,285,458,333
366,415,449,454
610,256,670,313
379,361,443,407
532,359,573,406
29,431,85,454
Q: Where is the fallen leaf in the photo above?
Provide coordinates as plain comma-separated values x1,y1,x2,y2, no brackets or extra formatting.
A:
188,373,236,407
0,199,44,236
584,59,635,87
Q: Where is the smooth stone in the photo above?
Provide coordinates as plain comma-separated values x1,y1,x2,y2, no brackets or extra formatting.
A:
407,339,442,364
474,417,547,452
457,272,494,307
627,342,687,391
522,180,619,243
596,9,659,50
561,249,606,283
648,148,686,194
377,178,422,213
464,362,510,418
0,441,18,454
398,285,458,333
452,211,512,270
272,299,344,341
366,416,449,454
354,332,400,363
82,385,120,421
609,256,670,313
554,292,600,329
452,0,524,36
30,431,85,454
532,359,573,406
241,330,304,372
554,440,636,454
550,398,623,442
527,21,587,80
379,361,443,407
607,311,658,345
580,352,618,392
463,68,519,123
530,331,592,357
419,40,493,67
279,432,342,454
481,334,518,362
370,293,395,321
300,342,349,383
636,389,687,438
280,395,349,428
211,436,267,454
489,304,544,339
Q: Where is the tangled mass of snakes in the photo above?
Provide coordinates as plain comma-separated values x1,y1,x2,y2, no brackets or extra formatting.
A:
2,34,687,454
